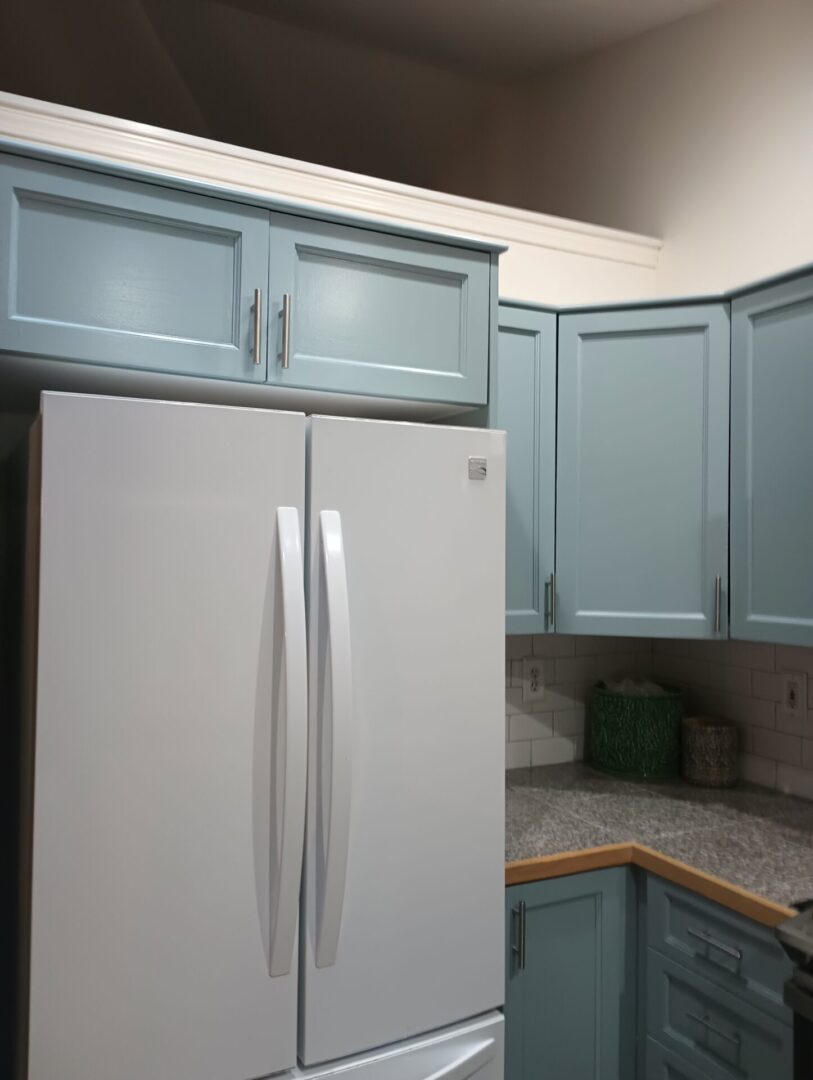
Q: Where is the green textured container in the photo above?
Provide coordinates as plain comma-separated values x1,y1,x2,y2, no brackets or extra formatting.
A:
589,683,684,779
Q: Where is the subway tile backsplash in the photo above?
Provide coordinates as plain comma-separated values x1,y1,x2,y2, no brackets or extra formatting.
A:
504,635,653,769
505,634,813,800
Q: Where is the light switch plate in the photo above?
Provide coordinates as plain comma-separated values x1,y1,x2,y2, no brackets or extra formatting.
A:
781,671,807,716
522,656,545,703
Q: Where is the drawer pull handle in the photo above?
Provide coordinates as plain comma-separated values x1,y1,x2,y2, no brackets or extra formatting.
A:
687,927,743,962
280,293,292,369
714,575,722,633
687,1011,741,1050
252,288,262,365
544,573,555,630
512,900,526,971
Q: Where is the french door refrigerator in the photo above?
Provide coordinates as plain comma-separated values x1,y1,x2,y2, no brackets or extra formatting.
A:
19,393,506,1080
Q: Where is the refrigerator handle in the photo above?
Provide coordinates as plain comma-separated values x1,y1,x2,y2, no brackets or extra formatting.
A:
268,507,308,977
316,510,354,969
423,1038,496,1080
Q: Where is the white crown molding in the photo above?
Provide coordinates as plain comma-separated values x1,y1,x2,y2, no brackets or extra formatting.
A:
0,92,661,270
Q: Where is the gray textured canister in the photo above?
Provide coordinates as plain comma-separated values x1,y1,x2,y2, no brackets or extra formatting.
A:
681,716,738,787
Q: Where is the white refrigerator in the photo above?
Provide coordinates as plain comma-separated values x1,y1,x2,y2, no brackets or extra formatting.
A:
20,393,506,1080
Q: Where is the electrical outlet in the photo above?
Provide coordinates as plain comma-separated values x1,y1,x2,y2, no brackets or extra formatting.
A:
522,656,546,703
781,671,807,716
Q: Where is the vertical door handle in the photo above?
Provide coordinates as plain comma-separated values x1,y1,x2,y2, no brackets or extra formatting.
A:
268,507,308,976
714,575,722,634
315,510,353,968
512,900,526,970
252,288,262,365
280,293,292,368
544,573,556,631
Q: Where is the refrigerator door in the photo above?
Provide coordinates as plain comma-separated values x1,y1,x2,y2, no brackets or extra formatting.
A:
295,1013,504,1080
301,416,506,1065
26,394,308,1080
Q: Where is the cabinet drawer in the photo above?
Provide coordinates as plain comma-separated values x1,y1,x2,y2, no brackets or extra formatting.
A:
267,214,491,405
646,950,791,1080
645,1037,710,1079
647,875,792,1020
0,154,270,381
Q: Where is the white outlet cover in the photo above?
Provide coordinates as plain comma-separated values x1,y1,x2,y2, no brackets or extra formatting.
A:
781,671,807,715
522,655,545,703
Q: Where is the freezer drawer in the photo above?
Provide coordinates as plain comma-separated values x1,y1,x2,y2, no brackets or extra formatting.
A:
295,1013,504,1080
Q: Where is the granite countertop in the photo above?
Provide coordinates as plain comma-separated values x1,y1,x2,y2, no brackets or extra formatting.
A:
506,762,813,911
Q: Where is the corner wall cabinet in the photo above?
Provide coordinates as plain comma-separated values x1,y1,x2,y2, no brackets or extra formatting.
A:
556,304,730,638
730,271,813,646
0,152,495,406
493,304,556,635
504,869,792,1080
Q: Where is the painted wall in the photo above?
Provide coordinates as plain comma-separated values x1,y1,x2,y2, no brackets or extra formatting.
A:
0,0,496,196
472,0,813,294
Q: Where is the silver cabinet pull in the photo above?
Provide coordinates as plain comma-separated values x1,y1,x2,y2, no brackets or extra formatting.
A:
280,293,292,369
512,900,526,970
687,1011,741,1049
252,288,262,365
714,575,722,634
687,926,743,962
544,573,556,631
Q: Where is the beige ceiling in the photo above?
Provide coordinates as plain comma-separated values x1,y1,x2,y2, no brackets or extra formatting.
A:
245,0,726,79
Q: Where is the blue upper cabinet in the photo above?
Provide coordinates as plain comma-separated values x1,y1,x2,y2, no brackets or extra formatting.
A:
495,305,557,634
556,304,730,638
731,272,813,645
266,214,491,405
0,154,270,381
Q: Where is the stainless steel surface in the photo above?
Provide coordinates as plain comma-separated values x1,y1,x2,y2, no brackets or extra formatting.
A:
687,926,743,962
252,287,262,365
714,574,722,633
280,293,292,369
468,456,487,480
548,572,556,630
512,900,526,970
686,1011,741,1048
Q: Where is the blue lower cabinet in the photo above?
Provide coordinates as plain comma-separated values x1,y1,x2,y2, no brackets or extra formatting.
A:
0,153,270,381
505,869,792,1080
556,304,730,638
645,1036,716,1079
267,213,492,405
495,305,556,635
731,271,813,645
645,950,792,1080
505,868,635,1080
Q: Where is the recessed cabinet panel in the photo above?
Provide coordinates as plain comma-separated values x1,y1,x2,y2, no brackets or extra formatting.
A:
0,154,270,380
505,869,633,1080
267,214,490,404
556,304,730,638
495,306,556,634
731,273,813,645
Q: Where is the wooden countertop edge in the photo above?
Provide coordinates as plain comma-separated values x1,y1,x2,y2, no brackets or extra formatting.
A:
505,842,795,928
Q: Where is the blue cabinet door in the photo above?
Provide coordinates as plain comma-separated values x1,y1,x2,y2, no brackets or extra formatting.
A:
0,154,270,381
505,868,634,1080
495,305,556,635
556,304,730,638
267,214,491,404
731,272,813,645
